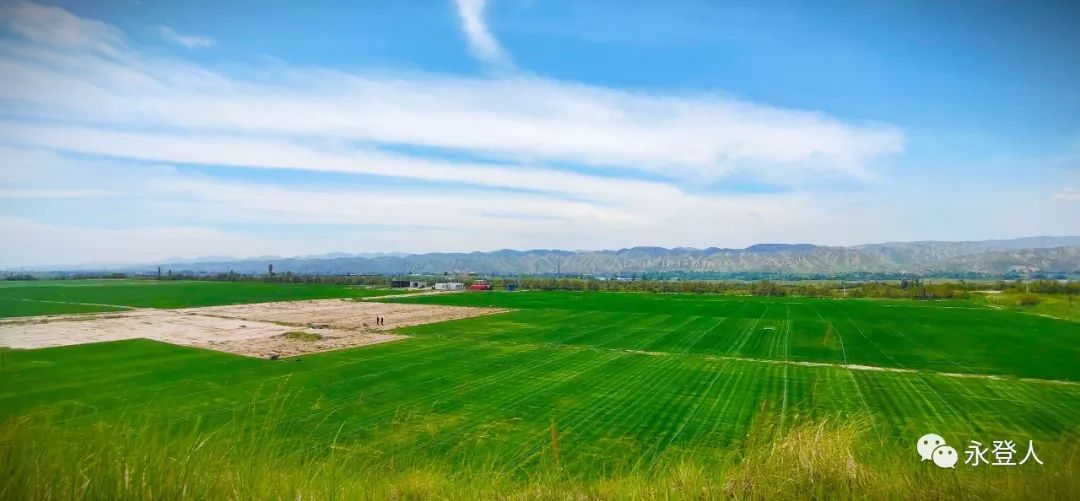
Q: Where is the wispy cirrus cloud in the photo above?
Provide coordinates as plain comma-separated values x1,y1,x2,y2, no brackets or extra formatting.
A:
0,0,124,54
0,33,902,182
0,1,916,266
0,146,889,266
453,0,512,68
157,26,214,49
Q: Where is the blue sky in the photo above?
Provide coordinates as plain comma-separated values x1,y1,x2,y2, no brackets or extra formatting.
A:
0,0,1077,266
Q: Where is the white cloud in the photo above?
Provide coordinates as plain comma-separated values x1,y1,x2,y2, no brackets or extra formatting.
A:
0,122,678,204
1052,187,1080,202
0,2,928,266
0,1,902,182
0,0,124,54
0,188,114,199
0,43,902,182
453,0,511,68
157,26,214,49
2,145,1075,267
0,146,893,266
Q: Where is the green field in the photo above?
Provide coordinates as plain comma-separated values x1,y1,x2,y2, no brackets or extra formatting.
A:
2,283,1079,499
973,291,1080,323
0,279,398,317
389,291,1080,381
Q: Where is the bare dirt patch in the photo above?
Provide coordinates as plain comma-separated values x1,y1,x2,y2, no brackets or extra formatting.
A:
208,329,404,358
184,299,508,331
0,300,506,358
0,310,305,351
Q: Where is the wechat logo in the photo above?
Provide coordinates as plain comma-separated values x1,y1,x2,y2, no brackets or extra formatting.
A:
917,433,957,469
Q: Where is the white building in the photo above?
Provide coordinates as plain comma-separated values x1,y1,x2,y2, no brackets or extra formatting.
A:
434,282,465,290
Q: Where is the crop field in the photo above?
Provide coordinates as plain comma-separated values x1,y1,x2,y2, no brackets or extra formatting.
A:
1,283,1079,499
0,279,399,317
389,291,1080,381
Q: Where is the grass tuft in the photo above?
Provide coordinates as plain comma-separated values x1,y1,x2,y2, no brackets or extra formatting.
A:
281,331,322,341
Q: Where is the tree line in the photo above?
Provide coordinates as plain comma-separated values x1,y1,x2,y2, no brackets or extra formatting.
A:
8,271,1077,300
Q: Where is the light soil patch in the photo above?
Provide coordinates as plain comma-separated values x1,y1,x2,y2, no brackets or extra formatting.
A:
207,329,404,358
0,300,506,358
184,299,508,331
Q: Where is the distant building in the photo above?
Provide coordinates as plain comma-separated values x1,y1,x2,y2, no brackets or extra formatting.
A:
434,282,465,290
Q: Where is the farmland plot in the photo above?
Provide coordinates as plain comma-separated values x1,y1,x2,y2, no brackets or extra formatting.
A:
1,284,1078,497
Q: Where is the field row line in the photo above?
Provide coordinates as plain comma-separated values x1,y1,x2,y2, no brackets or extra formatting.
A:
13,337,461,427
432,327,1080,389
293,320,647,458
566,344,1080,388
391,345,640,470
0,297,139,310
501,318,694,469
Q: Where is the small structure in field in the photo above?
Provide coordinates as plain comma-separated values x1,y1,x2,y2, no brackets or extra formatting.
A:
434,282,465,290
468,280,492,291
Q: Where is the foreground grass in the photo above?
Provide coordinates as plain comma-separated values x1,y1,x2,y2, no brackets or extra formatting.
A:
3,289,1078,498
2,336,1077,498
3,406,1076,500
0,280,397,318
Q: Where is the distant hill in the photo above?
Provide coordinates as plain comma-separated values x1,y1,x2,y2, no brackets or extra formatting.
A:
147,236,1080,276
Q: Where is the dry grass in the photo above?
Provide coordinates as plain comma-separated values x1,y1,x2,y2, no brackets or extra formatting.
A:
281,331,323,341
3,405,1076,501
724,418,868,499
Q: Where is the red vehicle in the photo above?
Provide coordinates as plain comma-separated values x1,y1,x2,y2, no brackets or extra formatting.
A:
468,280,492,290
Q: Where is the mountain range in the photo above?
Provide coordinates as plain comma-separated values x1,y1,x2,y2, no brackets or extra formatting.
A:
147,236,1080,277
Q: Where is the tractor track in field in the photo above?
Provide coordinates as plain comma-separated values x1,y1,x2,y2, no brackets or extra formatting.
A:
2,297,140,310
586,345,1080,387
295,334,632,460
397,327,1080,389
